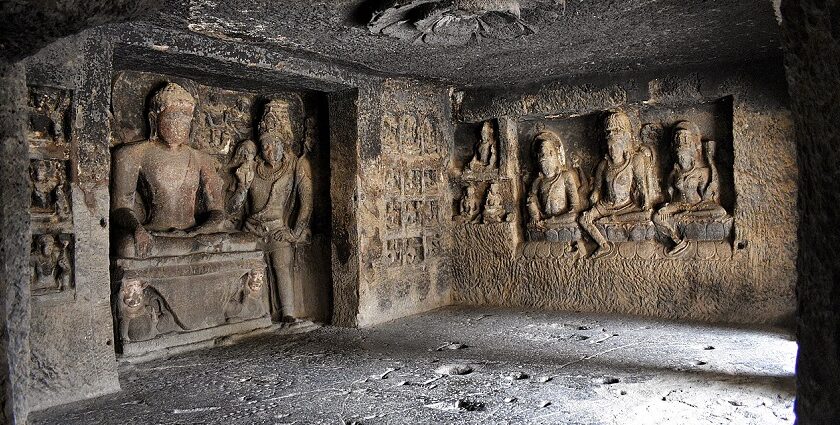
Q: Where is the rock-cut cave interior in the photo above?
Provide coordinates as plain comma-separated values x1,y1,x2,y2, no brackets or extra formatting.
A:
1,0,838,424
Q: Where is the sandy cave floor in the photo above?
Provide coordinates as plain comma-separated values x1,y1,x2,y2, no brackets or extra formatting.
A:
31,307,796,424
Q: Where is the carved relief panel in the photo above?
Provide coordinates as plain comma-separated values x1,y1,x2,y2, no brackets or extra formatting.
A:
108,71,331,354
452,119,514,225
515,98,736,260
28,85,75,298
380,110,447,268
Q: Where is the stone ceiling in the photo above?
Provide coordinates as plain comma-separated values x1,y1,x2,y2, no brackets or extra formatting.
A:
157,0,782,88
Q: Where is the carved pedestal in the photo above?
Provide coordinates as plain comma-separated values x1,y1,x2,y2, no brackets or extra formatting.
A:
595,219,658,242
112,251,271,358
677,216,734,241
527,223,583,242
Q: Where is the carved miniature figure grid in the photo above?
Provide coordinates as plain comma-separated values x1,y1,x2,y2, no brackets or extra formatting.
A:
28,85,76,298
515,98,735,260
381,111,446,267
453,119,513,226
109,71,329,354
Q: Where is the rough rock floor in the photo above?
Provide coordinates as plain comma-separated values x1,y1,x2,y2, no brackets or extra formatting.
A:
32,307,796,424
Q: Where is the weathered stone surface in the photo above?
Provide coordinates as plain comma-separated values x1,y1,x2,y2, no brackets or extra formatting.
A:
780,0,840,422
451,63,797,325
1,58,33,425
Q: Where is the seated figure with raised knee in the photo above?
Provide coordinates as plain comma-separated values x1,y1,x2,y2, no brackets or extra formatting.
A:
580,110,662,258
653,120,728,256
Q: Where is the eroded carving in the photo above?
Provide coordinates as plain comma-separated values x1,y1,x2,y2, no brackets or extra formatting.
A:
483,182,507,223
233,98,313,320
30,159,71,222
367,0,534,45
111,83,231,259
117,279,186,343
580,111,662,258
458,184,483,224
28,85,71,149
653,121,732,256
30,234,73,295
527,131,585,229
467,120,499,172
225,270,269,322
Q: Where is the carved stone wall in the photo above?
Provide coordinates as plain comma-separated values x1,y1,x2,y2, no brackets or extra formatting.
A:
355,79,454,327
450,61,797,325
22,33,123,413
108,70,333,352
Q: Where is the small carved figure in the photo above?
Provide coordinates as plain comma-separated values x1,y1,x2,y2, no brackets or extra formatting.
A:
467,120,498,172
424,200,440,225
225,270,267,321
404,201,421,227
117,279,185,342
29,87,70,143
203,94,228,151
228,140,258,216
405,169,422,194
653,121,729,255
417,115,438,155
111,83,227,259
387,171,402,194
233,99,313,320
526,131,584,227
580,111,662,258
386,201,402,230
403,238,424,265
423,169,439,192
483,182,507,223
385,239,402,266
30,234,69,294
229,97,254,145
399,113,419,154
459,185,482,224
30,159,69,218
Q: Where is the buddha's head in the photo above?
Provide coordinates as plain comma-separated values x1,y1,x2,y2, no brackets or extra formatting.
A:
534,131,566,178
149,83,196,148
674,121,702,170
605,111,633,163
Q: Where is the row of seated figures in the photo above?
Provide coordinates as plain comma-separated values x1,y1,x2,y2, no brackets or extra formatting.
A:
110,83,313,356
525,111,733,259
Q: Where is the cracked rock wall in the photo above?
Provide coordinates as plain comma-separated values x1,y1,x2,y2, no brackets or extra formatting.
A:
780,0,840,422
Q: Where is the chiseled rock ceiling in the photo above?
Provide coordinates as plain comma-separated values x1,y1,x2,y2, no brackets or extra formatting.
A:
163,0,782,87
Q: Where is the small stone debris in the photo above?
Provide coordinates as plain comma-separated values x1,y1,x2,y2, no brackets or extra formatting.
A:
434,342,468,351
693,360,708,366
424,399,485,412
569,334,590,341
577,325,591,330
539,400,552,408
620,390,628,395
600,376,620,385
504,397,517,403
504,371,529,380
536,376,552,383
434,364,473,375
395,381,408,386
704,345,715,350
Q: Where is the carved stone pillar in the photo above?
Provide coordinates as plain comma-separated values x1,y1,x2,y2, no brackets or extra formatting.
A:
780,0,840,422
0,59,32,425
